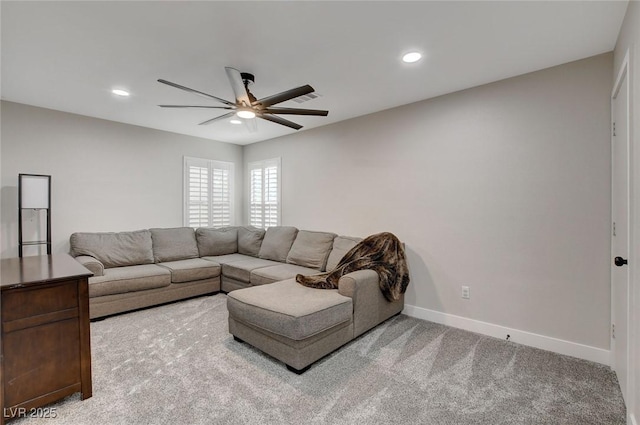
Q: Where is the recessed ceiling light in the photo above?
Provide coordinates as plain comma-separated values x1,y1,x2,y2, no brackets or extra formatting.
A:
112,89,130,97
230,119,242,125
236,110,256,119
402,52,422,63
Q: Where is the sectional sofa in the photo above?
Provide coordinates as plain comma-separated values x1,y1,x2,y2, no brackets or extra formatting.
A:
70,226,368,317
70,225,405,371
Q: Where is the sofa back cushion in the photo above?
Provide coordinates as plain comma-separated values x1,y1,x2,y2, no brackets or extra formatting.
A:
238,226,266,257
70,229,154,269
258,226,299,262
286,230,337,271
196,227,238,256
150,227,199,263
325,235,363,271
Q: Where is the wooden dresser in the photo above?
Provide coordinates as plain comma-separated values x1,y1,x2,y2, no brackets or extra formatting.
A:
1,254,93,424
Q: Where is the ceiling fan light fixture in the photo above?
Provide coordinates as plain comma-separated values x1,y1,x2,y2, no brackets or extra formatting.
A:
158,67,328,132
402,52,422,63
111,88,130,97
236,109,256,119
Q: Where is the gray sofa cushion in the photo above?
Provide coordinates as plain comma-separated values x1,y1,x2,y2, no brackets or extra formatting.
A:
286,230,337,271
222,258,281,283
227,279,353,341
150,227,199,263
157,258,221,283
196,227,238,256
258,226,298,262
88,264,171,297
70,230,154,268
238,226,266,257
201,253,255,265
326,236,363,271
250,264,321,286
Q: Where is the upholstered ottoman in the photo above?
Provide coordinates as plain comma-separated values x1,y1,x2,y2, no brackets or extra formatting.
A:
227,278,354,373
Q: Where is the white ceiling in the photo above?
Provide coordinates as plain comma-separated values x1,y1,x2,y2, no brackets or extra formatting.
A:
1,1,628,146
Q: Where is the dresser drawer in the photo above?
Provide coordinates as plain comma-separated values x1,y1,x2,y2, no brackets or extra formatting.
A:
1,280,78,323
3,318,81,408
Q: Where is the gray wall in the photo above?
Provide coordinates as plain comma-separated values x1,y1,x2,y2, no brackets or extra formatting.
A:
0,102,244,257
613,0,640,420
244,53,613,350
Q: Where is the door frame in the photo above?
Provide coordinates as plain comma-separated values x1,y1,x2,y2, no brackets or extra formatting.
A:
611,47,634,423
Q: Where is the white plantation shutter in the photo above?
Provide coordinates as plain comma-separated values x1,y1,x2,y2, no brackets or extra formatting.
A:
249,158,281,228
211,167,232,227
187,163,209,227
184,157,234,228
249,167,263,226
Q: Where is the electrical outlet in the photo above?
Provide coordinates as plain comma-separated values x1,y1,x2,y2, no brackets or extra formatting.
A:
461,286,470,299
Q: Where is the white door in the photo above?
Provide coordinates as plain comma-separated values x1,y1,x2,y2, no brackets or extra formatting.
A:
612,65,629,404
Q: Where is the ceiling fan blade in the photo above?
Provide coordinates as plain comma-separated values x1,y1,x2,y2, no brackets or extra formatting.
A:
159,105,234,109
262,107,328,116
255,85,314,108
158,79,234,106
198,112,236,126
225,67,252,107
258,114,303,130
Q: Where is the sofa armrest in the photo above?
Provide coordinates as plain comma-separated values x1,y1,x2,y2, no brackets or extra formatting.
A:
74,255,104,277
338,270,404,338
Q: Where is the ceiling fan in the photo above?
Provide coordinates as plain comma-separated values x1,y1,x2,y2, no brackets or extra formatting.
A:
158,67,328,131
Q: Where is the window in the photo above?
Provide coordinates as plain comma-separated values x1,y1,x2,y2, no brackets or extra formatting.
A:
248,158,281,228
184,157,234,228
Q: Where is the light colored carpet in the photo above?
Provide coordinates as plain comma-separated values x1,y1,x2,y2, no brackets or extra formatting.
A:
13,294,625,424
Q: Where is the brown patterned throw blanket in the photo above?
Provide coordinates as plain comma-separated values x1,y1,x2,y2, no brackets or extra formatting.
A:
296,232,410,301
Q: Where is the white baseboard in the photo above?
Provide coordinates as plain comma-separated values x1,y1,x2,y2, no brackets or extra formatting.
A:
402,304,610,366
